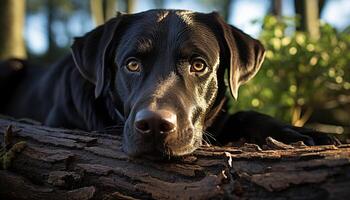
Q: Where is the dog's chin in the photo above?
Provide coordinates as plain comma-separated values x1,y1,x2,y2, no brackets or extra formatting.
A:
162,133,203,157
123,144,199,160
123,142,200,158
165,142,201,157
122,125,202,158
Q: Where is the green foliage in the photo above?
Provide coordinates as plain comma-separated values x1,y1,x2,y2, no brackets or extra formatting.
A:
229,16,350,123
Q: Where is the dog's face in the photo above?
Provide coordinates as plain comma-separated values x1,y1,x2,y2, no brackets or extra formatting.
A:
71,10,265,157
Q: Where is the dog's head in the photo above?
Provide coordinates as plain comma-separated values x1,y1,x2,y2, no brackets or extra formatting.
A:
71,9,265,157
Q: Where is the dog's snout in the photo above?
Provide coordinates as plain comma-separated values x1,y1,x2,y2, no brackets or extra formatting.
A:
134,109,177,134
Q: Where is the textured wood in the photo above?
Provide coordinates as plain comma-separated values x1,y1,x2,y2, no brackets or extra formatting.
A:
0,117,349,200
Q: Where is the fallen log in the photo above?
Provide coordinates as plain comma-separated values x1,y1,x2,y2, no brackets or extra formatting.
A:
0,116,349,200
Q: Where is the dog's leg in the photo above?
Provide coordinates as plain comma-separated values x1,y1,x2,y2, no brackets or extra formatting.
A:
215,110,340,146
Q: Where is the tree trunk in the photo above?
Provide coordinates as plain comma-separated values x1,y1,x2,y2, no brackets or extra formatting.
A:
90,0,117,27
220,0,233,22
0,0,27,60
104,0,117,21
153,0,165,8
0,117,350,199
44,0,60,63
90,0,105,26
125,0,136,14
294,0,320,39
270,0,282,18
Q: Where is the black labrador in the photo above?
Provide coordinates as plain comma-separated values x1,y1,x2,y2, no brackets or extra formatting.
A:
1,10,336,157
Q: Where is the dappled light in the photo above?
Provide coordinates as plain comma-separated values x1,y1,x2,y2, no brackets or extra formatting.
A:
231,15,350,139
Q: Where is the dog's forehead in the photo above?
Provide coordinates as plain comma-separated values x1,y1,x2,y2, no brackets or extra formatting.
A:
171,10,194,25
156,11,170,22
116,10,220,64
125,10,218,48
133,10,204,30
141,9,194,24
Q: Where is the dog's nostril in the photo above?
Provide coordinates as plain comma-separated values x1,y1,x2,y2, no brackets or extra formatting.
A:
159,120,176,134
135,120,151,133
134,109,177,135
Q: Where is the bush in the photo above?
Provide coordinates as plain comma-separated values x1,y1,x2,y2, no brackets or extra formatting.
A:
229,16,350,126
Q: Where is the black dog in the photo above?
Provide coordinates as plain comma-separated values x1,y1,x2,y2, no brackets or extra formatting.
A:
1,10,336,157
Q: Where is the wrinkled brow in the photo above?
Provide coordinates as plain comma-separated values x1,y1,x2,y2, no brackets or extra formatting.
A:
135,37,154,54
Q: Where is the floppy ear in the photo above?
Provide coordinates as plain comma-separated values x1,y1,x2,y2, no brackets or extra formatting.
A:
212,13,265,99
71,13,123,98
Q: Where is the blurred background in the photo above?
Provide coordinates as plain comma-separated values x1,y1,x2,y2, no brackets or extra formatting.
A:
0,0,349,140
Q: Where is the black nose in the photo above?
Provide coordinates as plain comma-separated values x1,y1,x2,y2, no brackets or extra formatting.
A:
134,109,177,134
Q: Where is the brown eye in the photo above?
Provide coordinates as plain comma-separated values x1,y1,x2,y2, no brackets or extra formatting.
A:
126,59,141,72
190,59,206,73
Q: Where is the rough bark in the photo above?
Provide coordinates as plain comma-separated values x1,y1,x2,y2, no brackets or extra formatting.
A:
0,116,349,200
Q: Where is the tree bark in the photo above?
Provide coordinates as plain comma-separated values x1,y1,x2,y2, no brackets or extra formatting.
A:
270,0,282,18
220,0,233,22
104,0,117,21
0,0,27,60
0,117,349,200
44,0,62,63
125,0,136,14
294,0,320,39
90,0,117,27
90,0,105,26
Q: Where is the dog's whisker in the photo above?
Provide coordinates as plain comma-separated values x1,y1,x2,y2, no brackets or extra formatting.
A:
201,129,219,147
203,130,216,141
202,134,212,146
192,127,214,146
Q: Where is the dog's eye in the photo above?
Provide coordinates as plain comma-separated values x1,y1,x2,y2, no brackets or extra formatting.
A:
190,59,207,73
126,58,141,72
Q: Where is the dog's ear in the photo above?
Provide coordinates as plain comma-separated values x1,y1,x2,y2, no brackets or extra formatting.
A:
71,13,123,98
211,13,265,99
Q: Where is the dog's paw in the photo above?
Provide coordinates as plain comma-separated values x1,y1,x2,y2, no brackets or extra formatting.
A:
278,126,341,146
217,111,341,147
302,131,341,145
276,127,315,146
